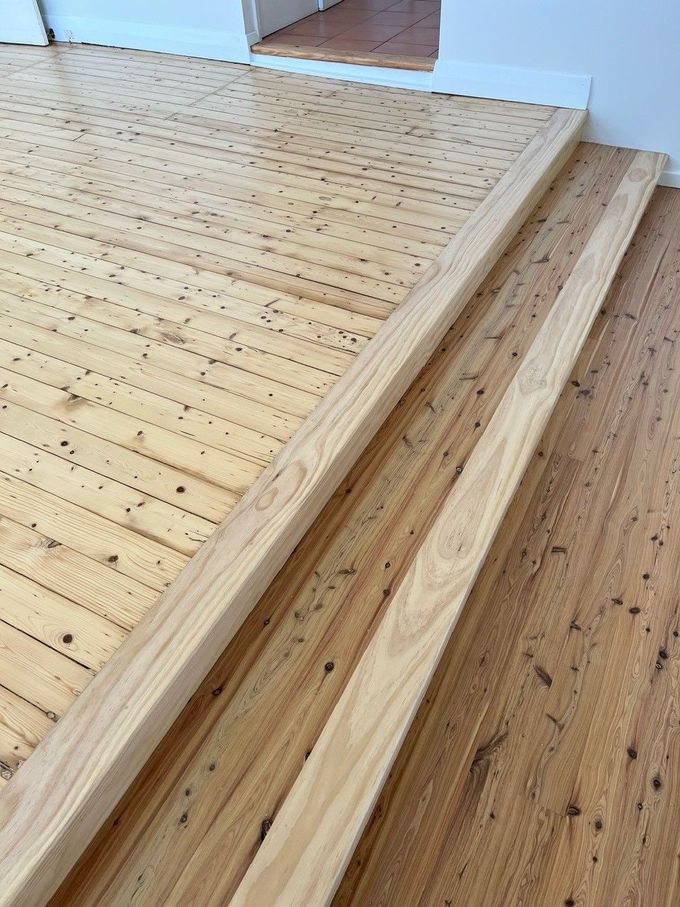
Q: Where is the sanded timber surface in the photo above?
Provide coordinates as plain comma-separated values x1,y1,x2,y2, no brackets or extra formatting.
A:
0,42,551,781
49,143,668,906
332,184,680,907
229,149,664,907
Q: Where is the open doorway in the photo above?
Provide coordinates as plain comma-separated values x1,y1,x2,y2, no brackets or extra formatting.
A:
252,0,440,71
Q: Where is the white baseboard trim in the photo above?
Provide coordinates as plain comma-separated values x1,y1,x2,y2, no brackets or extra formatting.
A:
249,52,433,91
43,15,251,63
432,58,591,109
660,168,680,189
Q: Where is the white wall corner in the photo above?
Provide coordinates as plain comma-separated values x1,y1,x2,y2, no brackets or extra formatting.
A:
241,0,261,44
43,15,252,63
432,59,591,109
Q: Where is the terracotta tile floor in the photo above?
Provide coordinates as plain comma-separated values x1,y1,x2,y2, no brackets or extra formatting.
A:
259,0,441,59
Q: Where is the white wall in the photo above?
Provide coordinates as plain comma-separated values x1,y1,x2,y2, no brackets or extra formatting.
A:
38,0,256,63
434,0,680,185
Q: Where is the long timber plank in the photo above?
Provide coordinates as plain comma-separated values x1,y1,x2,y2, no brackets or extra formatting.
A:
0,39,582,905
230,151,666,907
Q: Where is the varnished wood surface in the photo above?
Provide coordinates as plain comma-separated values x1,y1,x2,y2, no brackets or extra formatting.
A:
334,186,680,906
51,143,647,907
0,42,551,786
251,43,436,71
230,149,664,907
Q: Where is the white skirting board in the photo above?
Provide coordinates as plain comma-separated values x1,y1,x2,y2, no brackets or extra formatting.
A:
432,58,591,110
249,52,434,91
431,60,679,185
660,168,680,188
42,15,252,63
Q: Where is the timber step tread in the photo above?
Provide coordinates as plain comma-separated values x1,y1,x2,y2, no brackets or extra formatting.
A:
336,182,680,907
230,150,668,907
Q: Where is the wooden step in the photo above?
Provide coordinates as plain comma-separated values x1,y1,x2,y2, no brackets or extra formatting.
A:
0,104,585,906
50,142,654,906
250,43,437,73
229,150,667,907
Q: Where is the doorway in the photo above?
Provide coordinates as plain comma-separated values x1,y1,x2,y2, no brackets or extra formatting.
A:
252,0,441,70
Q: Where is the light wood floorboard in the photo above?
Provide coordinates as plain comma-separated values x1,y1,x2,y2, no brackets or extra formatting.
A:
0,42,548,784
333,184,680,907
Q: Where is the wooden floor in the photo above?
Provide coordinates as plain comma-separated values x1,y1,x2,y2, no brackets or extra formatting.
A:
0,44,552,782
52,146,680,906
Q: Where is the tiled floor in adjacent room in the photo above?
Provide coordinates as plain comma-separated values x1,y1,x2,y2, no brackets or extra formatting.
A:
258,0,441,61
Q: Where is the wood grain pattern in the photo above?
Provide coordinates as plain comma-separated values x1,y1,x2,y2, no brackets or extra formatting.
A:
0,40,545,769
250,43,436,71
0,41,569,907
334,184,680,907
230,150,666,907
52,143,633,907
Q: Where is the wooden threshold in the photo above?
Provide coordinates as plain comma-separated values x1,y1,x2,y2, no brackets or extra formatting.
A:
250,43,436,72
230,150,667,906
0,102,584,905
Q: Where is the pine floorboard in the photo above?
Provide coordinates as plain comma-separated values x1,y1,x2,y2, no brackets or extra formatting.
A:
0,42,548,782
